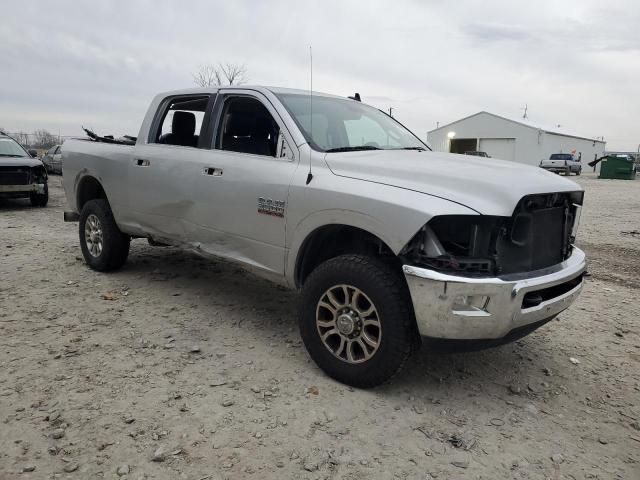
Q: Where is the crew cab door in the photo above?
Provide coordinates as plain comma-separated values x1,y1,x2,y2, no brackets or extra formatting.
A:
186,90,299,276
125,94,216,242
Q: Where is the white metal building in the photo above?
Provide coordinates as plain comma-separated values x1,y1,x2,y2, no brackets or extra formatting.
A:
427,112,606,167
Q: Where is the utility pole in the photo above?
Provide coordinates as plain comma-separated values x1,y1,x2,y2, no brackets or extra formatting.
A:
522,104,528,119
388,107,394,117
436,121,440,129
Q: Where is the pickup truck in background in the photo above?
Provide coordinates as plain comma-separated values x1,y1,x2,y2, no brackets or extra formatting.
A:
540,153,582,175
62,86,587,387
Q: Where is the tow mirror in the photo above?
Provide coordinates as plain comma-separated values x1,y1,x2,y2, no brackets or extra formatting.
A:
28,149,38,158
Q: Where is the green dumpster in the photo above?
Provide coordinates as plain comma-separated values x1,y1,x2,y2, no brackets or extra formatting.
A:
599,155,637,180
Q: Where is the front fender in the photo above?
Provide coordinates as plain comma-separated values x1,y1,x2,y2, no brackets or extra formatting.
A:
284,182,477,286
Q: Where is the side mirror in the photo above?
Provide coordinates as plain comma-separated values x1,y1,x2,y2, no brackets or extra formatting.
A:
28,149,38,158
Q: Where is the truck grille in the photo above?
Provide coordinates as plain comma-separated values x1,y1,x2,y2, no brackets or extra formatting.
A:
0,167,31,185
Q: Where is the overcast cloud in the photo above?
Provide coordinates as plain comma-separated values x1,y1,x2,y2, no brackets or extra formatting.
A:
1,0,638,150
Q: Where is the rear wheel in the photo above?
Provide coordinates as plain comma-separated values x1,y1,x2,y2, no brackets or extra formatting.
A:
299,254,416,388
79,199,130,271
30,183,48,207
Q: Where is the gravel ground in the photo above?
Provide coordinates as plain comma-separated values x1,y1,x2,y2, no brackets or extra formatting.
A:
1,172,638,480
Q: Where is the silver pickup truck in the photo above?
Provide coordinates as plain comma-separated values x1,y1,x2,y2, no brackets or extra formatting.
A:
62,86,586,387
540,153,582,175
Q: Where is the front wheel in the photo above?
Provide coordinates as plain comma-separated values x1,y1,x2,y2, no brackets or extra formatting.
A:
79,199,130,271
299,254,416,388
30,183,48,207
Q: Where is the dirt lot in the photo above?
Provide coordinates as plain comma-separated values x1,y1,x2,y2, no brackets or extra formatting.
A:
1,173,638,480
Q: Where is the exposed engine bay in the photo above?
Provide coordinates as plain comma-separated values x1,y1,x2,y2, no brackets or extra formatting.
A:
401,192,584,277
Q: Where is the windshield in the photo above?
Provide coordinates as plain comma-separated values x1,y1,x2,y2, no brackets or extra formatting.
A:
0,136,29,157
276,93,428,152
550,153,573,160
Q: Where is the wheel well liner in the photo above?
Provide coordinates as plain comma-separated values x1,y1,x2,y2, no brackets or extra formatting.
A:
77,176,107,211
294,225,396,287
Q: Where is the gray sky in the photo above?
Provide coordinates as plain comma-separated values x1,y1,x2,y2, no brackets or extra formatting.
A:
1,0,639,150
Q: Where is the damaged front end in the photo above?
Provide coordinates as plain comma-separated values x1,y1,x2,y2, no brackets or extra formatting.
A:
400,191,586,341
0,164,48,198
401,191,584,277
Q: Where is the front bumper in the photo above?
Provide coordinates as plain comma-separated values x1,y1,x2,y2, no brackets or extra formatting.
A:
0,183,46,194
403,247,586,340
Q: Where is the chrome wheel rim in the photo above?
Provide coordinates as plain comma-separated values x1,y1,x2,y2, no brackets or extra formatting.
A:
84,214,103,257
316,284,382,364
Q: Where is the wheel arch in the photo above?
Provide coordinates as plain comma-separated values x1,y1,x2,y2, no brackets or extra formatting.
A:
76,175,108,212
292,223,399,288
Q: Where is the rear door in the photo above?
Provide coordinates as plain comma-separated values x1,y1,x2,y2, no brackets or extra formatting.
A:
126,94,215,243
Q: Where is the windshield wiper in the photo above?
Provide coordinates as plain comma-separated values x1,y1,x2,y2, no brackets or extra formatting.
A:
325,146,382,153
397,146,426,151
0,154,26,157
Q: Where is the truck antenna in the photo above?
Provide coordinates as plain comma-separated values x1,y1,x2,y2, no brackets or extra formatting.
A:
306,46,314,185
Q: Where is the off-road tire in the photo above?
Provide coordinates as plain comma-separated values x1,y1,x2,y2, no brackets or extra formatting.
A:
30,183,48,207
79,199,130,271
299,254,416,388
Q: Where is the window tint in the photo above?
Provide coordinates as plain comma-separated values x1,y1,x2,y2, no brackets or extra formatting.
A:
217,96,280,157
550,154,573,160
153,95,211,148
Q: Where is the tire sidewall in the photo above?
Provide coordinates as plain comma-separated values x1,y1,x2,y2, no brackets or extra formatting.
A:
300,256,413,386
30,183,48,207
79,200,116,270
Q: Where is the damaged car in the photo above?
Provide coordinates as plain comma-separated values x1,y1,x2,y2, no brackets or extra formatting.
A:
61,86,586,388
0,132,48,207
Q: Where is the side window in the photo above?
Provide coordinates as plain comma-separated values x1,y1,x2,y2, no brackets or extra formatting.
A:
217,96,280,157
152,95,211,148
47,147,56,155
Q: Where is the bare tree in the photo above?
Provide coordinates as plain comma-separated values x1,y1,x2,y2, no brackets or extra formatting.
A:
12,131,31,148
192,63,248,87
32,129,58,149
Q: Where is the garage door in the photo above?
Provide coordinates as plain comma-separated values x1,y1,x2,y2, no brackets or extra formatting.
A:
479,138,516,161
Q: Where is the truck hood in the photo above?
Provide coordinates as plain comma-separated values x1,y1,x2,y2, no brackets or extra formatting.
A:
0,157,44,168
324,150,582,216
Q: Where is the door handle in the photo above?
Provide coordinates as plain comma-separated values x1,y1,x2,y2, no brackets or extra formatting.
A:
135,158,150,167
203,167,223,176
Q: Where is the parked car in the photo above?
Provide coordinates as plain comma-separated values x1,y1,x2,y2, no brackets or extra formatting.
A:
0,132,48,206
540,153,582,175
464,151,491,157
62,86,586,387
42,144,63,174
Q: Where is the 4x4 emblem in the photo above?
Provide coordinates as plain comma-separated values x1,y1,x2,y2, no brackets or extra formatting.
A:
257,197,285,217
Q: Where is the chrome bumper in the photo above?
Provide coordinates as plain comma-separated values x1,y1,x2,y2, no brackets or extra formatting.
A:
403,247,587,340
